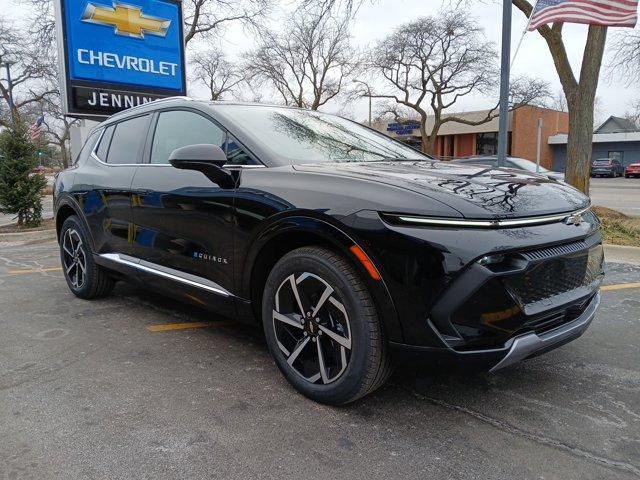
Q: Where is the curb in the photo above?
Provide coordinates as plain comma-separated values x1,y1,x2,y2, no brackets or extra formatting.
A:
0,228,56,244
604,244,640,266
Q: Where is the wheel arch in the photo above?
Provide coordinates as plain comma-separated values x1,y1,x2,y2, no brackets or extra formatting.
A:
241,215,404,343
55,196,94,249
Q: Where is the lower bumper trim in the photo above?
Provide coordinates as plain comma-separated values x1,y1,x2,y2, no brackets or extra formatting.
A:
489,291,600,372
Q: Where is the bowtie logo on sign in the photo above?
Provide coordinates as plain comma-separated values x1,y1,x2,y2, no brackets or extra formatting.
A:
81,3,171,39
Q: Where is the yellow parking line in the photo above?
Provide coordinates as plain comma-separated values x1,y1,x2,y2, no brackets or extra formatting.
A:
602,282,640,292
146,320,235,332
8,267,62,274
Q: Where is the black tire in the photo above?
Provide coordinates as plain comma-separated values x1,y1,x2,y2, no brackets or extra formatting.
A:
262,246,393,405
59,215,115,299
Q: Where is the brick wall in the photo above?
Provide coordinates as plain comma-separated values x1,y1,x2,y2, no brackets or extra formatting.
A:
454,133,475,157
511,106,569,169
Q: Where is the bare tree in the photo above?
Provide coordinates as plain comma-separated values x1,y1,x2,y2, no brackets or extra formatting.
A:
39,96,80,168
20,0,56,48
373,102,417,123
608,31,640,85
365,10,549,155
0,22,57,126
191,49,244,100
624,99,640,128
245,6,358,110
551,89,568,112
184,0,271,45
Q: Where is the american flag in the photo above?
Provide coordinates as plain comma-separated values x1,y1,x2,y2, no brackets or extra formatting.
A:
528,0,639,30
29,115,44,141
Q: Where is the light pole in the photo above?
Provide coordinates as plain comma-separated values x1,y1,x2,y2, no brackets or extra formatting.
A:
496,0,512,167
2,61,16,125
352,79,373,127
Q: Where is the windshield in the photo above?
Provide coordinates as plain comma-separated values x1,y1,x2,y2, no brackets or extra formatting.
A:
508,158,551,173
594,160,611,165
217,105,431,165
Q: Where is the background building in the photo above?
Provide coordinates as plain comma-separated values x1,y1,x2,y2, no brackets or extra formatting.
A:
549,116,640,171
372,106,569,170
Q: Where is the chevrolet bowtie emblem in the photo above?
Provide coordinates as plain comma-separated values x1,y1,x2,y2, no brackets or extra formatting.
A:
81,2,171,39
564,213,583,226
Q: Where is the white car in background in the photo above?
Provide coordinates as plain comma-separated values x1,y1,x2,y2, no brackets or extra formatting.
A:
452,156,566,182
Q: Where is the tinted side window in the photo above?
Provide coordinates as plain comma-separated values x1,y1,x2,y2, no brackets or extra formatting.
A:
226,135,256,166
95,124,115,161
106,115,150,165
151,110,225,164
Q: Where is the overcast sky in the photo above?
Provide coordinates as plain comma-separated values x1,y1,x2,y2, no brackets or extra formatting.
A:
8,0,639,124
201,0,638,124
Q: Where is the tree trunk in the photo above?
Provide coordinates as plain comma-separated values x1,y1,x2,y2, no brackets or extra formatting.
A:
419,119,429,154
426,123,439,157
565,98,595,194
421,116,438,155
562,26,607,195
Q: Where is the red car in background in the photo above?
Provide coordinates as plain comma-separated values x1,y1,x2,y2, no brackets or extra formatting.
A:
625,163,640,178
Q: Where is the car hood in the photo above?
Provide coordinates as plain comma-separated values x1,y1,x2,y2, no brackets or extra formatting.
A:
292,161,589,219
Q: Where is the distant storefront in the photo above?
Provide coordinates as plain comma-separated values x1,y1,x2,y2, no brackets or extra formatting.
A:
372,106,569,171
549,116,640,171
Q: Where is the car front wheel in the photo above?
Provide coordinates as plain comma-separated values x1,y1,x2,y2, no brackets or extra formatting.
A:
262,246,392,405
59,215,115,299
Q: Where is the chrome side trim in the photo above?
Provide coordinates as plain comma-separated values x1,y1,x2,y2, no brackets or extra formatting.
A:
490,292,600,372
99,253,232,297
392,207,591,229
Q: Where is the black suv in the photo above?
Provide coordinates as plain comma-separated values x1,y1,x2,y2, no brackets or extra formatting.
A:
55,98,604,404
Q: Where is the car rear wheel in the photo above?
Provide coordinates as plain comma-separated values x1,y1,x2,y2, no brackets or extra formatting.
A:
262,246,392,405
60,215,115,299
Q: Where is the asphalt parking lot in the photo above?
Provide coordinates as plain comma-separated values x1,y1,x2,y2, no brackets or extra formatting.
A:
1,237,639,480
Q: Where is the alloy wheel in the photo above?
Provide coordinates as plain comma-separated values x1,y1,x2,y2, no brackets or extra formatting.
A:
272,272,352,384
62,228,87,289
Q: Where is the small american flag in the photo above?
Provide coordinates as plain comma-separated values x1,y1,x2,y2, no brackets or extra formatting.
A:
29,116,44,141
528,0,638,30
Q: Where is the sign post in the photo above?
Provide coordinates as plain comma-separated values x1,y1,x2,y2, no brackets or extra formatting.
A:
497,0,512,167
535,117,543,173
54,0,186,119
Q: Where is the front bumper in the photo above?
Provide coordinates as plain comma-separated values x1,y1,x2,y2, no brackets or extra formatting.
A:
390,291,600,371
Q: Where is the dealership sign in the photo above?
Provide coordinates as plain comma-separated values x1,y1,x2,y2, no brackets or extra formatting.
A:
387,122,420,136
54,0,186,118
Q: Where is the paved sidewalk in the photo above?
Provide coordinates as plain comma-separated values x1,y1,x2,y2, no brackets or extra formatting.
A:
605,244,640,266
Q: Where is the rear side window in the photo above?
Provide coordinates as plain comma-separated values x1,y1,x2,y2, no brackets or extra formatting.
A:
106,115,150,164
150,110,225,164
95,125,115,161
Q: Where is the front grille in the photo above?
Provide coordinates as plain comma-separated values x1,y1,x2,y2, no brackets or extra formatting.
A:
521,240,587,261
505,244,603,306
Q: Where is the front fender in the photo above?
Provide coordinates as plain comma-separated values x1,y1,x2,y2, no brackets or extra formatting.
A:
239,212,404,343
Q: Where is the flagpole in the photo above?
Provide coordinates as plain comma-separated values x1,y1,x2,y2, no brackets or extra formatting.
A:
497,0,512,168
510,0,540,69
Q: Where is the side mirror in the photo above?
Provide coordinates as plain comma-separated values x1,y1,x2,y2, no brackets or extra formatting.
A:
169,144,235,189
